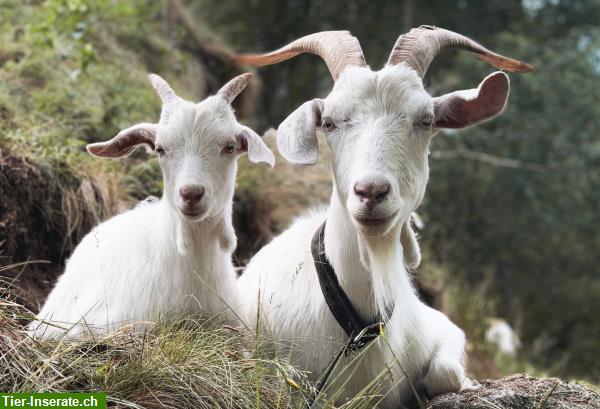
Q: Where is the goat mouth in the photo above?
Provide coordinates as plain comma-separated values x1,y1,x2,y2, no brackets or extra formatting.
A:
353,210,399,227
180,207,207,220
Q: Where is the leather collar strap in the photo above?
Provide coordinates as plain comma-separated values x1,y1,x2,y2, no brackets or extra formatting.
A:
311,221,384,351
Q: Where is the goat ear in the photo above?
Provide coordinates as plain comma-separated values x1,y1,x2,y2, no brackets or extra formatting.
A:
237,126,275,166
433,71,509,129
276,98,322,165
400,218,421,270
87,123,157,158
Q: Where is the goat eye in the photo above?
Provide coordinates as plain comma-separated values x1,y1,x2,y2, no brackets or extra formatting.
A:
417,115,434,129
155,146,166,156
223,143,236,155
322,118,336,131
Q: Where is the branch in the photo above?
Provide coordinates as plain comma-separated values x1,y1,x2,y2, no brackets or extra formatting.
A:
166,0,240,69
431,149,551,173
163,0,257,116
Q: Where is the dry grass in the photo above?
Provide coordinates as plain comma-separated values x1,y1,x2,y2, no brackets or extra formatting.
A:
0,283,420,409
3,280,598,409
0,283,305,409
0,147,126,311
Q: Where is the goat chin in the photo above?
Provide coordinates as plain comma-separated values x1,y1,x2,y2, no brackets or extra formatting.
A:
238,204,469,407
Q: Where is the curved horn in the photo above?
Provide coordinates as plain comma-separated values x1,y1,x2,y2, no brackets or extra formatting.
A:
217,72,253,104
148,74,180,125
148,74,178,105
234,31,366,81
387,25,533,77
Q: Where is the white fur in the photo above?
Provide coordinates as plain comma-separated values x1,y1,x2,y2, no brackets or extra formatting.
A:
485,318,521,356
32,75,274,339
238,65,486,406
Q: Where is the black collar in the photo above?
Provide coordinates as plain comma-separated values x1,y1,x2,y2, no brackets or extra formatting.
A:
311,221,387,351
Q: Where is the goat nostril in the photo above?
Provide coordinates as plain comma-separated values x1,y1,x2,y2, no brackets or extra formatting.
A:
375,184,390,202
353,182,390,204
354,183,367,199
179,185,205,203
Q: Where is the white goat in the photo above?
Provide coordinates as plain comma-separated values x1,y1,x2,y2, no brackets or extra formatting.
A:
31,73,274,339
236,27,531,406
485,318,521,356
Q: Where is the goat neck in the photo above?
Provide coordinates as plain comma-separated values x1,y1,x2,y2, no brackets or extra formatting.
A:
159,195,236,257
324,188,419,323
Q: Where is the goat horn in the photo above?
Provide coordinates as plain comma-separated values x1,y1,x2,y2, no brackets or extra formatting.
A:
148,74,178,105
234,31,366,81
387,25,533,77
148,74,181,125
217,72,253,104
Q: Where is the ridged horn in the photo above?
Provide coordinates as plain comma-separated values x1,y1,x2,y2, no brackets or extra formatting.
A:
217,73,253,104
387,25,533,77
234,31,367,81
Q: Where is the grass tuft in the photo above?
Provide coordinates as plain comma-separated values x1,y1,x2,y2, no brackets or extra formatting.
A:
0,282,304,408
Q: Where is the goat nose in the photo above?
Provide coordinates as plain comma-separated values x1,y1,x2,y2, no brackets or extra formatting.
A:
353,181,390,206
179,185,205,204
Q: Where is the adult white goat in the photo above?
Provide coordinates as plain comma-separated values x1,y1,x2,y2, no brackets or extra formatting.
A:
31,73,274,339
236,27,532,406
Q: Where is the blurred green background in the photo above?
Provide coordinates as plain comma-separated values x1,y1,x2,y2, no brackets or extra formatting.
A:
0,0,598,384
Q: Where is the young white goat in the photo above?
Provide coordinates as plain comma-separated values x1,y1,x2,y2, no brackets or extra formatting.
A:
31,73,274,339
236,27,531,406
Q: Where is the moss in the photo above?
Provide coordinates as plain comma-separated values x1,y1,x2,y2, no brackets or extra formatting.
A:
0,0,185,192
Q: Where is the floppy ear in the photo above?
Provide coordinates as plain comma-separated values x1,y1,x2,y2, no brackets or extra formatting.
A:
237,126,275,166
400,218,421,270
87,123,157,158
276,98,323,165
433,71,509,129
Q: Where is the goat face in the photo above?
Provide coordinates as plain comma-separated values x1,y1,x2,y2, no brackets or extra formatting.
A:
276,65,509,237
325,65,433,236
157,97,260,221
86,74,274,222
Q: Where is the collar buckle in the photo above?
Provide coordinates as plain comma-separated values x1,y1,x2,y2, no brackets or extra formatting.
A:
346,322,385,354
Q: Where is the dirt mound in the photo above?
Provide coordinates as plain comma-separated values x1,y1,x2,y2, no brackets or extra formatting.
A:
429,374,599,409
0,148,123,312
